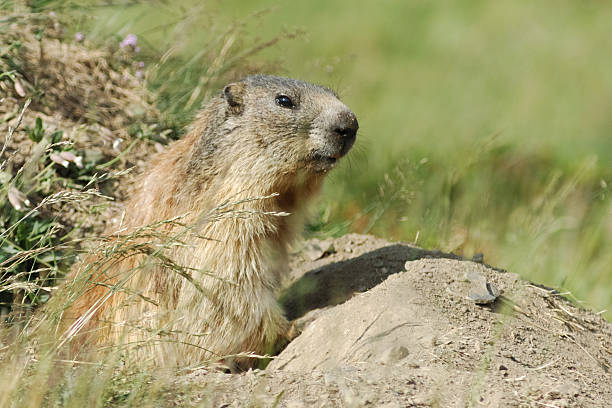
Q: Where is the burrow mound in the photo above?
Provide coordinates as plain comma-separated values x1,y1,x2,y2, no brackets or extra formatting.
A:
1,16,161,166
175,234,611,408
1,15,165,242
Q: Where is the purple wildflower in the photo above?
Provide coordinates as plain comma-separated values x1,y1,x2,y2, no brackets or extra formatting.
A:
135,70,144,79
134,46,141,53
74,32,84,42
49,11,56,17
120,33,138,49
138,61,145,68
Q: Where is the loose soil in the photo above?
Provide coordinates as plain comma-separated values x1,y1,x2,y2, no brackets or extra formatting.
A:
168,234,611,407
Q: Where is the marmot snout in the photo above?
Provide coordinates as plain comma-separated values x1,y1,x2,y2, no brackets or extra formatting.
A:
310,106,358,167
61,75,358,369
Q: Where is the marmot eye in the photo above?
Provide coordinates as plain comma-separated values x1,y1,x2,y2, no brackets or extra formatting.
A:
275,94,294,109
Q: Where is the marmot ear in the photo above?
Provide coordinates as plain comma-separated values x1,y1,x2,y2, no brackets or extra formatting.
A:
223,82,246,115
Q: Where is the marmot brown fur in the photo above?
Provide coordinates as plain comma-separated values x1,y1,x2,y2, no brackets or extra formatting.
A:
61,75,358,368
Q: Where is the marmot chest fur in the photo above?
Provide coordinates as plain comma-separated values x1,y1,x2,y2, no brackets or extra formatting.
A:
63,75,358,368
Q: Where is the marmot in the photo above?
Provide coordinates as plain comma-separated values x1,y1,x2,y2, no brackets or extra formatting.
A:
61,75,358,368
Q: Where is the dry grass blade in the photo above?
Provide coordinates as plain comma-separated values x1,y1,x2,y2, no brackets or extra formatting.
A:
0,98,30,171
51,192,289,356
0,189,109,239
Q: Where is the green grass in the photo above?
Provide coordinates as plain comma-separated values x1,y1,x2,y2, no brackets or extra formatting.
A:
3,1,612,317
72,0,611,317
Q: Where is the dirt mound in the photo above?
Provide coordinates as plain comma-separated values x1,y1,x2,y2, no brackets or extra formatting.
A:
172,234,611,407
0,14,167,251
0,13,167,316
0,15,162,200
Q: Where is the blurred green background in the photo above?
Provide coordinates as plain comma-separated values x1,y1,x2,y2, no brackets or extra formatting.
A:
76,0,610,316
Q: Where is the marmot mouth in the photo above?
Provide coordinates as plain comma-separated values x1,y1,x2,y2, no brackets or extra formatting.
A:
312,153,338,165
308,153,339,173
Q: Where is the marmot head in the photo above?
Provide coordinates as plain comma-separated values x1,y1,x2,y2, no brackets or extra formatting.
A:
220,75,358,177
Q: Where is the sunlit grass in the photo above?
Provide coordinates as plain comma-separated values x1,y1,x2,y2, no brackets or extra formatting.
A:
61,0,612,317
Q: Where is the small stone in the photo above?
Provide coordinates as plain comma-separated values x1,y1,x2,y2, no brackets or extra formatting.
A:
467,279,501,305
379,345,409,364
304,239,336,261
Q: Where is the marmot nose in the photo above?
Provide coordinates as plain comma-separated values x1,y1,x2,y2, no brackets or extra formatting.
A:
333,110,359,140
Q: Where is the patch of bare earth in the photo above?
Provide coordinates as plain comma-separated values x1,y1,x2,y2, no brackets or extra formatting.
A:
1,16,163,238
169,234,611,407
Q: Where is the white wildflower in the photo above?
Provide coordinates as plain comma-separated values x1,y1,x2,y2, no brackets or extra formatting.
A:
50,153,69,167
8,187,30,210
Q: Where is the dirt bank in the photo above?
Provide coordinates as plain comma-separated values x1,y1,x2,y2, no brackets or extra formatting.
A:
167,234,611,407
